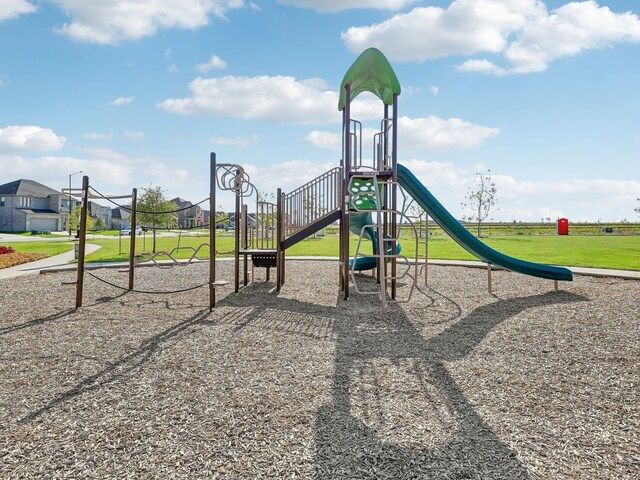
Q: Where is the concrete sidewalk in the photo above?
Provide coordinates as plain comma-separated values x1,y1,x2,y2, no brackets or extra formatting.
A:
0,244,101,280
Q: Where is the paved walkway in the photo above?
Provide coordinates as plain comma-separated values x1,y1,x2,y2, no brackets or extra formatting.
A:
0,244,101,280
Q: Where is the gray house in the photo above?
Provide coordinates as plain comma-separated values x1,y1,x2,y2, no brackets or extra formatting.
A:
0,179,67,232
87,201,112,229
111,207,131,230
170,197,204,228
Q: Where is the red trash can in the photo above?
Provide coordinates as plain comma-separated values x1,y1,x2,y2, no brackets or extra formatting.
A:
557,218,569,235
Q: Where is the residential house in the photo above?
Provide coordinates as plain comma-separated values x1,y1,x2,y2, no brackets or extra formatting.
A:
170,197,204,228
111,207,131,230
0,179,68,232
87,201,112,229
226,212,258,229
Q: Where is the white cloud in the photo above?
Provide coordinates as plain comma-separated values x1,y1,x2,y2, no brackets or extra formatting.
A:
277,0,416,13
400,159,640,222
342,0,544,62
0,0,37,21
124,130,145,140
0,154,134,190
342,0,640,75
0,74,8,87
210,134,259,147
0,148,203,208
429,85,439,96
499,1,640,75
242,159,337,195
50,0,244,44
399,116,499,151
196,54,228,73
110,96,135,106
457,59,507,75
142,162,201,194
76,146,130,163
158,75,381,124
167,64,180,74
306,116,499,152
0,125,66,152
82,132,115,140
305,131,341,151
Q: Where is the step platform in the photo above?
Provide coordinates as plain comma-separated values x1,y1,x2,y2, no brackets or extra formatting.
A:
239,249,278,268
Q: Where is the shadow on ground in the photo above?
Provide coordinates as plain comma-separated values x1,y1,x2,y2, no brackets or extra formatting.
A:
219,279,587,479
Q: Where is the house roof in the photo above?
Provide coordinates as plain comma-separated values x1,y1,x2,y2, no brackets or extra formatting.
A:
111,207,131,219
170,197,192,208
20,209,59,215
0,179,61,196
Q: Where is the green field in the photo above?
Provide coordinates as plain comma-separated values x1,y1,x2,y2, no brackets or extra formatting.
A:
7,242,75,256
3,233,639,271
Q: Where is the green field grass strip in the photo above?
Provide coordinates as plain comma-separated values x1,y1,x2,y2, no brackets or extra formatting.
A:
4,234,639,271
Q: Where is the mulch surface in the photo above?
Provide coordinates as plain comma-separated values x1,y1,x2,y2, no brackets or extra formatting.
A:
1,261,638,479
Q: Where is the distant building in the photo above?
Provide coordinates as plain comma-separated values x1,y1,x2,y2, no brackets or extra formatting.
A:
0,179,70,232
87,201,112,229
170,197,204,228
227,212,258,229
111,207,131,230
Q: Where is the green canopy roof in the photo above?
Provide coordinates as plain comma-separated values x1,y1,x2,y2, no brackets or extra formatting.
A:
338,48,401,111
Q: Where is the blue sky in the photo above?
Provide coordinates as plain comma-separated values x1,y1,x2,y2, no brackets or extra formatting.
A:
1,0,639,222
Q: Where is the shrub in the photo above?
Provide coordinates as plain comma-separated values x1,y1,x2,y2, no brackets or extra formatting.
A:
0,246,15,255
0,252,47,269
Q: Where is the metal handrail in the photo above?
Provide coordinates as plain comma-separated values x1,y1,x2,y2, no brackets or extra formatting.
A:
248,200,278,250
283,167,341,238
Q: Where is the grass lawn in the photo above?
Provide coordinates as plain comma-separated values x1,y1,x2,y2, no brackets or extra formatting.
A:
3,234,639,271
7,241,74,256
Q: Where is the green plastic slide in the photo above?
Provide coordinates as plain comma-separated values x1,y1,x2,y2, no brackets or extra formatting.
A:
397,164,573,282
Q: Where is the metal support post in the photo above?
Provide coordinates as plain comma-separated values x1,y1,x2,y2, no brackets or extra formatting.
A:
210,152,216,310
128,188,137,290
75,176,89,309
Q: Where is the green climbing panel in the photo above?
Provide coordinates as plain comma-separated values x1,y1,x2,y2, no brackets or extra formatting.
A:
349,177,384,210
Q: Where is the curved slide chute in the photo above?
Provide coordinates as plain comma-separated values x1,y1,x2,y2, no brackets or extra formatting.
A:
397,164,573,282
349,212,401,271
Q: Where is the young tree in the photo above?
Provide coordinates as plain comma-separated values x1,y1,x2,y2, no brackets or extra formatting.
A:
68,205,94,235
93,216,106,231
635,197,640,219
407,203,426,239
215,206,228,229
136,186,178,253
461,169,498,237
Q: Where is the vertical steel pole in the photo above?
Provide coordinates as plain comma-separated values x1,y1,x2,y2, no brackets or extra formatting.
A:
210,152,216,310
242,203,248,286
424,214,429,286
487,263,492,293
234,169,241,293
276,188,283,291
128,188,137,290
68,175,72,239
391,94,398,300
75,175,89,309
342,83,351,300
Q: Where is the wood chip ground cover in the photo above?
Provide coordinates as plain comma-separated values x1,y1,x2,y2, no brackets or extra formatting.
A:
0,261,638,479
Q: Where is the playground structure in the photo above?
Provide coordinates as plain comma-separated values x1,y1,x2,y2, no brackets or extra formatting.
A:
72,48,573,311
